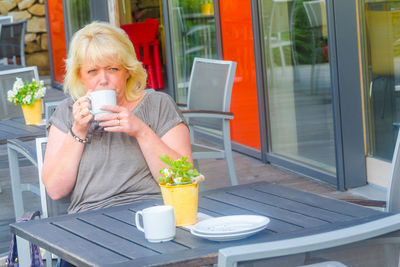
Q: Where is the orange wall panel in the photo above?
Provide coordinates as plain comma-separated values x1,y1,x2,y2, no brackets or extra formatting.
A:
47,0,67,84
219,0,261,150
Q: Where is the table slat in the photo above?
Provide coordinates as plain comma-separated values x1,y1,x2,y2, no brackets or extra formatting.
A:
53,218,158,259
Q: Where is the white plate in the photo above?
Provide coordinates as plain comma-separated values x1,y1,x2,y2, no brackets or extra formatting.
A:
190,225,267,241
192,215,270,235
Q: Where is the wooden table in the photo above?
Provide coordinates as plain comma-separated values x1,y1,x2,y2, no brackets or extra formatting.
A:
0,116,45,144
10,182,388,266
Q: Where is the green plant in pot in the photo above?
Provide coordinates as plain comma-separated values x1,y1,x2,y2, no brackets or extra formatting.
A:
158,155,204,226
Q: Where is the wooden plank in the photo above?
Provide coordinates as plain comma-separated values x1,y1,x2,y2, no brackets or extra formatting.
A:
199,197,301,232
11,221,129,267
254,183,380,217
104,207,214,248
53,218,158,259
79,213,189,253
204,191,328,229
227,187,353,222
1,119,43,133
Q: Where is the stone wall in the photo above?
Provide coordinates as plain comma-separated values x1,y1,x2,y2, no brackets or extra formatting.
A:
0,0,49,75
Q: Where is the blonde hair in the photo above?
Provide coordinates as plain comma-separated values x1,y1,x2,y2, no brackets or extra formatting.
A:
64,21,147,100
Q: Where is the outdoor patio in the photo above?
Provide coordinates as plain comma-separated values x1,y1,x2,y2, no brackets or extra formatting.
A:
0,143,367,260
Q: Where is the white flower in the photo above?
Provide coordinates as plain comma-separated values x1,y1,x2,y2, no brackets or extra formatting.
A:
38,87,46,96
161,168,173,177
23,95,32,104
173,177,183,184
13,78,24,91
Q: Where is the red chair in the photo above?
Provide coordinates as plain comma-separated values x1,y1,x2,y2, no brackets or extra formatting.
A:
121,19,164,89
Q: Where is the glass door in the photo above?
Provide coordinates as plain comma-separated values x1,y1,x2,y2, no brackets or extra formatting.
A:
259,0,336,177
165,0,219,104
363,0,400,161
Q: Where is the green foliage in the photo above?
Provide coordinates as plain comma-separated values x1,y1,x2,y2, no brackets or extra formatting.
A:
158,155,200,185
7,78,46,106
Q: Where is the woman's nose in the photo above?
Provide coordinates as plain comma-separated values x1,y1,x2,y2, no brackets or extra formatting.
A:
98,70,109,85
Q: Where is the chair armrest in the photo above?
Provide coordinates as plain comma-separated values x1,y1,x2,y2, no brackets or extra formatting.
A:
7,139,37,167
182,110,234,120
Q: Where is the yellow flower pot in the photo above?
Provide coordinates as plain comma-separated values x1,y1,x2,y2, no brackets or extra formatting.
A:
160,183,199,226
21,99,42,125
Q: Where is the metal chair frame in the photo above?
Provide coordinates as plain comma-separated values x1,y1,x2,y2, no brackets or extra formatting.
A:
182,57,238,186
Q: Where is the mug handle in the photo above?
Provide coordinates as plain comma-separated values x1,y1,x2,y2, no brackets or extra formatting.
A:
135,211,144,232
85,95,95,115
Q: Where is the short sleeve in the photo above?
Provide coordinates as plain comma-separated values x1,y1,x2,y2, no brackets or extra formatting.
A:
156,93,187,137
135,92,187,137
48,97,74,133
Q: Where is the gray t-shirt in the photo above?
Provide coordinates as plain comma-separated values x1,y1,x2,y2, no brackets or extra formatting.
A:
49,91,186,213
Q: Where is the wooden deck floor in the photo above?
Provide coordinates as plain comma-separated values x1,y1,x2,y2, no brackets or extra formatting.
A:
0,148,363,257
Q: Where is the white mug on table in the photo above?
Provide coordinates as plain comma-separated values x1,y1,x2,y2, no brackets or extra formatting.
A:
135,205,176,243
88,89,116,119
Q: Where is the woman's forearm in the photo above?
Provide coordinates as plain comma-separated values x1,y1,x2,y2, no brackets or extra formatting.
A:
136,123,192,180
42,126,86,200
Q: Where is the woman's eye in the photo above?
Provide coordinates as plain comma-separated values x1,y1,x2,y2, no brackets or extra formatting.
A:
88,69,97,74
109,67,119,72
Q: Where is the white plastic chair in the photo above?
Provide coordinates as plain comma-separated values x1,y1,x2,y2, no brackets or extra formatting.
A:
181,57,238,186
218,213,400,267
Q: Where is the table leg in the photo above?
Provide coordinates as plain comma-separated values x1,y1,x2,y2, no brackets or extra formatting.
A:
16,236,31,266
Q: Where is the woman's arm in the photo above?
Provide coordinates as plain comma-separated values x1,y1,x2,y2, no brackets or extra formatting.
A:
99,105,192,180
42,96,93,200
136,122,192,179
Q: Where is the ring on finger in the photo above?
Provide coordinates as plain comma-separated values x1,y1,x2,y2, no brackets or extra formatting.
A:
117,119,121,126
80,109,85,117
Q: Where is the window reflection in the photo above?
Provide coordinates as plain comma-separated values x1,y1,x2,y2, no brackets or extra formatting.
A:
168,0,218,104
260,0,336,175
364,0,400,160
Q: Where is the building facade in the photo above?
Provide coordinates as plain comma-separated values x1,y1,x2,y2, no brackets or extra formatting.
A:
45,0,399,191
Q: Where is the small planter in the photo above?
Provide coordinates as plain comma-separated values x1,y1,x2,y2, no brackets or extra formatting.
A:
160,183,199,226
21,99,42,125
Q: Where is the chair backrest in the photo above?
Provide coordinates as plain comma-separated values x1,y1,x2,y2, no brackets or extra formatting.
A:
0,66,39,120
36,137,70,218
120,20,159,44
218,213,400,267
0,15,13,24
0,20,26,66
186,57,237,130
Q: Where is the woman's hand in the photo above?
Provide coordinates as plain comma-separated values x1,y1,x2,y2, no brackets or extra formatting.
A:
72,95,93,137
97,105,145,137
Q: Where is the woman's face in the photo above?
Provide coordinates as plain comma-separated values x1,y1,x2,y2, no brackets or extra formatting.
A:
79,61,130,101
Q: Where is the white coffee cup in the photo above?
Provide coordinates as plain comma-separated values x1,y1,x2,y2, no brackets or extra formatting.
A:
88,89,116,119
135,205,175,243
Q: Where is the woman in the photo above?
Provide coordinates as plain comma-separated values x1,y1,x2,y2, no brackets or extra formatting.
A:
42,21,192,214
